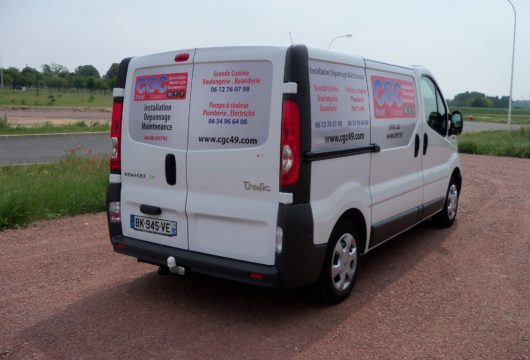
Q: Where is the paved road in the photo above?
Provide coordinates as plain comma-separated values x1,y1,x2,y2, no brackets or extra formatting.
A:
0,132,110,165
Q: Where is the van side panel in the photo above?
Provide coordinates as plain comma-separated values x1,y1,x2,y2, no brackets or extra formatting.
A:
310,157,372,246
306,54,372,246
365,61,423,247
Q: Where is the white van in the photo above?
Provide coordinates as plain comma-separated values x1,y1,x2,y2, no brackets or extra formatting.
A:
106,45,463,303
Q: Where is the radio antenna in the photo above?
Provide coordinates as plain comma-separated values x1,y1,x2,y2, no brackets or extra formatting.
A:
289,32,293,45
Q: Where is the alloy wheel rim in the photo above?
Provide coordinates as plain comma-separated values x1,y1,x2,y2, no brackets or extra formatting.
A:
447,184,458,220
331,233,357,291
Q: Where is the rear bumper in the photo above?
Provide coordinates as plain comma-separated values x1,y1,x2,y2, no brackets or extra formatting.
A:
111,235,280,288
107,183,326,289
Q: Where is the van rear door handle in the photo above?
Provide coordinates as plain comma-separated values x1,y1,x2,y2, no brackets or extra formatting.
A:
423,133,428,155
414,134,420,157
165,154,176,185
140,204,161,215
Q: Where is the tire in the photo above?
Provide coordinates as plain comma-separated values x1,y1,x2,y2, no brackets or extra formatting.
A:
433,177,459,228
313,220,361,304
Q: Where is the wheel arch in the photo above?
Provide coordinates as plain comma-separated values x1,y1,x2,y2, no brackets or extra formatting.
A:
336,208,368,255
451,167,462,193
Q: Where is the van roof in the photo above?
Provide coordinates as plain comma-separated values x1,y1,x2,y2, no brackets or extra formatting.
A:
134,45,422,73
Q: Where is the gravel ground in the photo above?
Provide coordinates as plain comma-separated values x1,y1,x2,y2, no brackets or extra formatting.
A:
0,154,529,359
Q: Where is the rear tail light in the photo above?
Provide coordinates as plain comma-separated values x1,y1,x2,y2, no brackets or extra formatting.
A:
110,98,123,172
280,99,301,186
108,201,121,223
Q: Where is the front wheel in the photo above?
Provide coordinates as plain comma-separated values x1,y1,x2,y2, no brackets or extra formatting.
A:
433,177,459,227
313,221,360,304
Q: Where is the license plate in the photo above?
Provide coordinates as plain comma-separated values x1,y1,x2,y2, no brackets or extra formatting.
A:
130,215,177,237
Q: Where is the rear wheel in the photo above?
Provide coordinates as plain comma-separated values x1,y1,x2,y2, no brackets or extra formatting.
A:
433,177,459,227
314,221,360,304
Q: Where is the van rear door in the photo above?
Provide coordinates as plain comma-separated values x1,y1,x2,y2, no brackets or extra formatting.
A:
120,50,194,250
186,47,286,266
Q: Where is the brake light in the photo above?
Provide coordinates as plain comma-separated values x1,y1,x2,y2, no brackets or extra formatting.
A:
174,53,190,62
280,99,301,186
110,99,123,172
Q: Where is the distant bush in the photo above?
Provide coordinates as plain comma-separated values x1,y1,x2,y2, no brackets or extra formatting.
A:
459,127,530,158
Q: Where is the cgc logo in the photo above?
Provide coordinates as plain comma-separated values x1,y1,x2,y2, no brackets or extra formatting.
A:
374,79,403,107
134,73,188,101
371,75,416,119
136,76,168,95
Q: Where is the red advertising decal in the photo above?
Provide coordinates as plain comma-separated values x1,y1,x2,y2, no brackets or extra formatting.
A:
134,73,188,101
371,76,416,119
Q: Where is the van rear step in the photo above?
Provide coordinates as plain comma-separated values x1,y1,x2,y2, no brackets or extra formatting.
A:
111,235,279,287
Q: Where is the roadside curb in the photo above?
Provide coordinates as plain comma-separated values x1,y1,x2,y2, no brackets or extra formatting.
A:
0,131,110,139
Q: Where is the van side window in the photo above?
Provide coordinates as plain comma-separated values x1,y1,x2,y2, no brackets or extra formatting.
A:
420,77,448,137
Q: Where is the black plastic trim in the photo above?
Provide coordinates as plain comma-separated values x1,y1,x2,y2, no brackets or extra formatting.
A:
368,196,447,249
282,45,312,204
369,206,421,248
422,196,445,219
304,144,378,162
106,183,122,237
115,57,133,89
275,203,327,287
111,235,280,288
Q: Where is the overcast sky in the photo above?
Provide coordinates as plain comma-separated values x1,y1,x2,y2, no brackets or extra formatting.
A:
1,0,529,99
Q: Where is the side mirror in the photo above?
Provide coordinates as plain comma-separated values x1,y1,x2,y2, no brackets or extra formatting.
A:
449,111,463,136
428,111,442,125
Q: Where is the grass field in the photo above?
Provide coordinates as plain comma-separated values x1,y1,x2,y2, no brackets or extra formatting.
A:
450,106,530,125
458,127,530,158
0,153,108,229
0,118,110,134
0,88,112,108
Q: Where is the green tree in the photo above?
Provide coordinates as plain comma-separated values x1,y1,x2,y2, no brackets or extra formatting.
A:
86,77,96,92
95,79,108,90
4,67,23,88
1,70,13,87
41,64,53,74
21,67,41,88
46,76,67,91
75,65,100,79
73,76,85,93
50,63,69,76
103,63,119,88
41,63,69,76
470,97,492,108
